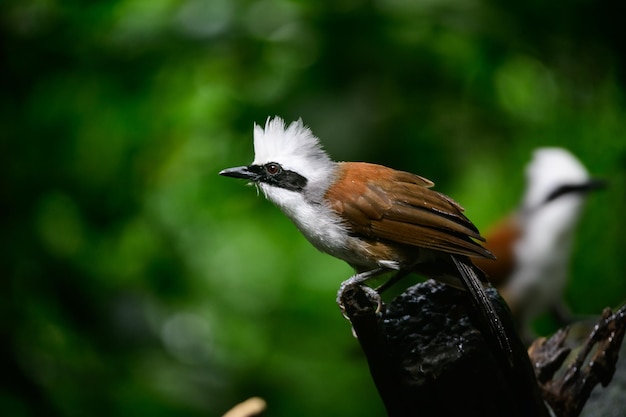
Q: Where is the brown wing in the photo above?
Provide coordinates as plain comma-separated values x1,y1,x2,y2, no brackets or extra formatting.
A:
472,215,520,286
326,162,494,259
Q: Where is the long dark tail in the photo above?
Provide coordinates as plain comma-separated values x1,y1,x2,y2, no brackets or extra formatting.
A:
451,255,513,367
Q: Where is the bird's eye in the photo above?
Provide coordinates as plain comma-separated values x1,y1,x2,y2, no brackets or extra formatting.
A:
265,163,281,175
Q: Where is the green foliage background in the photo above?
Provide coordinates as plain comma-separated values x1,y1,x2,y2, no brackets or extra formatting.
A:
2,0,625,416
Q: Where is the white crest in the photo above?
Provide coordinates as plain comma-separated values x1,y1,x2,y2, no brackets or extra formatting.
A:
252,116,334,187
522,147,589,210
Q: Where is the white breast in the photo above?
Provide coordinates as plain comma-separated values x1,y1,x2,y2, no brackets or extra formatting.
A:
260,184,346,250
259,183,382,270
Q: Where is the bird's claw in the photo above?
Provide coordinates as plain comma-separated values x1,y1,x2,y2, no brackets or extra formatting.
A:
336,282,383,318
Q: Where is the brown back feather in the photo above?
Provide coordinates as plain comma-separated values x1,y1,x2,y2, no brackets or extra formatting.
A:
326,162,494,259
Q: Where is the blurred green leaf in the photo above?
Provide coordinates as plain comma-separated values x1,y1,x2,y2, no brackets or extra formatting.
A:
2,0,625,416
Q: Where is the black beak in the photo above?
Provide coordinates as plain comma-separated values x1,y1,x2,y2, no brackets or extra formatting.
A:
219,166,258,181
582,178,608,192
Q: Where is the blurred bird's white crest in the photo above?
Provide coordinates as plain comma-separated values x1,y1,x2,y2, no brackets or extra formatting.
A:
522,147,590,211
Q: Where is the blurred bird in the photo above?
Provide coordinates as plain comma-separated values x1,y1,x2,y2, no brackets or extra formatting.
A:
220,117,512,361
473,148,605,340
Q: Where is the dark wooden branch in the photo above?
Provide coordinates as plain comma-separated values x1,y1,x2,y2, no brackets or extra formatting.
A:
339,280,626,417
338,280,550,417
528,305,626,417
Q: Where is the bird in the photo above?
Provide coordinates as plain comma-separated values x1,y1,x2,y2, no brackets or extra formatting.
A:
472,147,605,340
220,116,512,361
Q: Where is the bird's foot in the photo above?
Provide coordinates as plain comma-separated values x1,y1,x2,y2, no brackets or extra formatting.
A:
336,268,386,317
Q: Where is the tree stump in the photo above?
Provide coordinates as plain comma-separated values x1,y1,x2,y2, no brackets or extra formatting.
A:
338,279,625,417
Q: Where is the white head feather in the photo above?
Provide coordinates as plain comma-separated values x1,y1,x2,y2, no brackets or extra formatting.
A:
252,117,335,189
522,147,590,211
